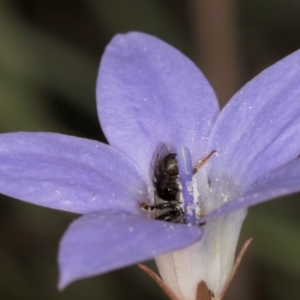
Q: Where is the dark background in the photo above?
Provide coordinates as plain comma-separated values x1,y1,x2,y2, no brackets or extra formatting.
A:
1,0,300,299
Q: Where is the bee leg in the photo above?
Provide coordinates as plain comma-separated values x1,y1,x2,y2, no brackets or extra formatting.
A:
156,207,184,223
193,150,217,174
140,202,175,212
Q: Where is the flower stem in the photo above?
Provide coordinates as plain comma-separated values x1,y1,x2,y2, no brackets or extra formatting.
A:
188,0,242,106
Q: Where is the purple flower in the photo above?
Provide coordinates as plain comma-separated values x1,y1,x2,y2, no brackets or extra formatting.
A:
0,32,300,300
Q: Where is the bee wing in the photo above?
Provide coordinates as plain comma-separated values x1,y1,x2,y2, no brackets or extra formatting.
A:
148,143,169,209
149,142,169,180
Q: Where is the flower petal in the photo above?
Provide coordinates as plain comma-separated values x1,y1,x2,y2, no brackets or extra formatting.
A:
0,132,147,214
155,209,246,300
58,210,203,288
208,49,300,190
204,158,300,220
97,32,219,177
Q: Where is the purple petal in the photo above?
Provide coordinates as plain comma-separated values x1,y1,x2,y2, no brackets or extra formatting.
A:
204,158,300,220
0,132,147,215
208,49,300,190
97,32,219,178
58,210,203,288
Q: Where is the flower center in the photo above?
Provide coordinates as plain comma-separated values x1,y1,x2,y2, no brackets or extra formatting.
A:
140,144,216,226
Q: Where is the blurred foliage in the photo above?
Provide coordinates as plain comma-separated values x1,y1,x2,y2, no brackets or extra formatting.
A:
0,0,300,299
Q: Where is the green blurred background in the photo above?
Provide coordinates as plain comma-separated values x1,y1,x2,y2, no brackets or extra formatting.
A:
1,0,300,299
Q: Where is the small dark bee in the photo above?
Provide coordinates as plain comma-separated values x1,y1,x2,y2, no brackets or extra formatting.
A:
140,144,184,223
140,144,216,224
153,152,184,223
